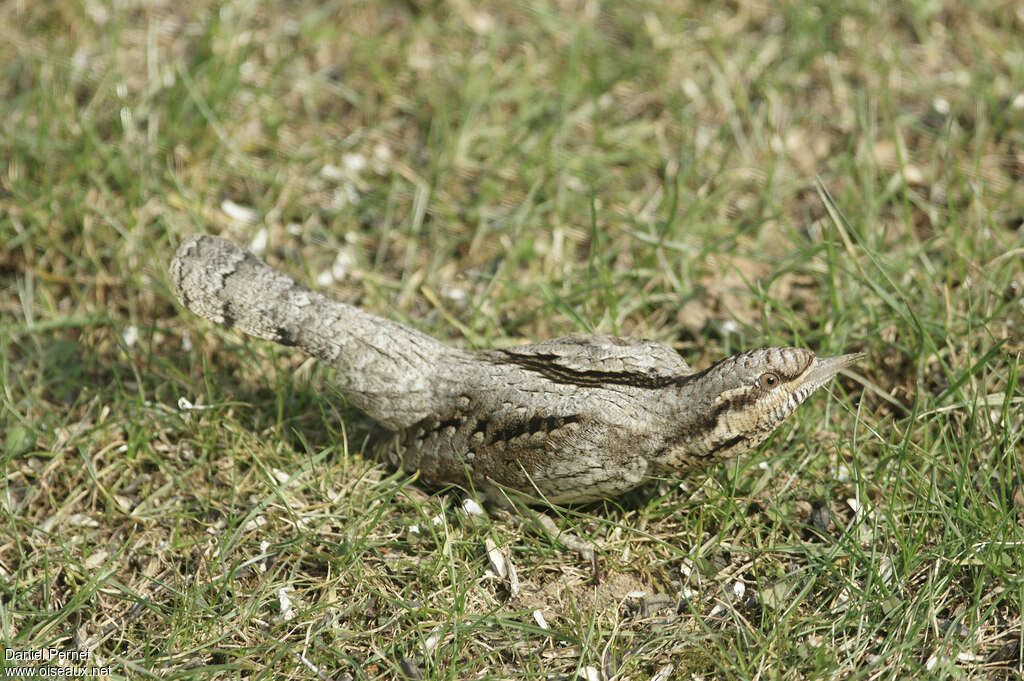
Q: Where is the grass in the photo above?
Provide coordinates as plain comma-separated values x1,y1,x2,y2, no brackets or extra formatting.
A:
2,0,1023,679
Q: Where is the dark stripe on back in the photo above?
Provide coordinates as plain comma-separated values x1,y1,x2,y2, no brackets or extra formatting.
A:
497,352,699,389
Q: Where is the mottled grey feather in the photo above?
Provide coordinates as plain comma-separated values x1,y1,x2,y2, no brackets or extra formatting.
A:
170,234,862,504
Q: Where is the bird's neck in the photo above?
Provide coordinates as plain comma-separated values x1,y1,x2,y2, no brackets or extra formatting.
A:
649,375,767,473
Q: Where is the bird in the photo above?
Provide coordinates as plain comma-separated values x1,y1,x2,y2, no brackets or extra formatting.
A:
170,234,863,506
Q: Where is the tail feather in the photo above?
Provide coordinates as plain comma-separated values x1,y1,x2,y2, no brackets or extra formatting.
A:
170,234,459,429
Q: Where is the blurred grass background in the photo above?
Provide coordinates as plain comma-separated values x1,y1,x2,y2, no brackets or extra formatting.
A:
2,1,1022,679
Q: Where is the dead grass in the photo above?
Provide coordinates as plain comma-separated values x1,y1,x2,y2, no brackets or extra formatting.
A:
2,1,1022,679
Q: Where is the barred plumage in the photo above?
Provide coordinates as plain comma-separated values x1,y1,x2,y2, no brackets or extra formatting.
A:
171,235,863,504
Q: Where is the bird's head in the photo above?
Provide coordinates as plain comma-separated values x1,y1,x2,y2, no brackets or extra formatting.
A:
657,347,863,471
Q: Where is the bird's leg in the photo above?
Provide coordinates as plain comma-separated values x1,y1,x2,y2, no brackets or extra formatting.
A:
483,491,597,569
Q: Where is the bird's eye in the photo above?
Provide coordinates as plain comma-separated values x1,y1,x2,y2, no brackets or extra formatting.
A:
759,372,779,388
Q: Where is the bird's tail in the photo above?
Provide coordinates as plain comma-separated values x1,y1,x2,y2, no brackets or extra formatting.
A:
169,234,459,429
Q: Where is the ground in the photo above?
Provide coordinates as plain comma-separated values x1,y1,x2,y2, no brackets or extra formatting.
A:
2,1,1023,679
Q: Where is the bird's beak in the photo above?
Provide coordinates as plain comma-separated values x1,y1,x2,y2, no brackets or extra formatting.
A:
801,352,865,391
